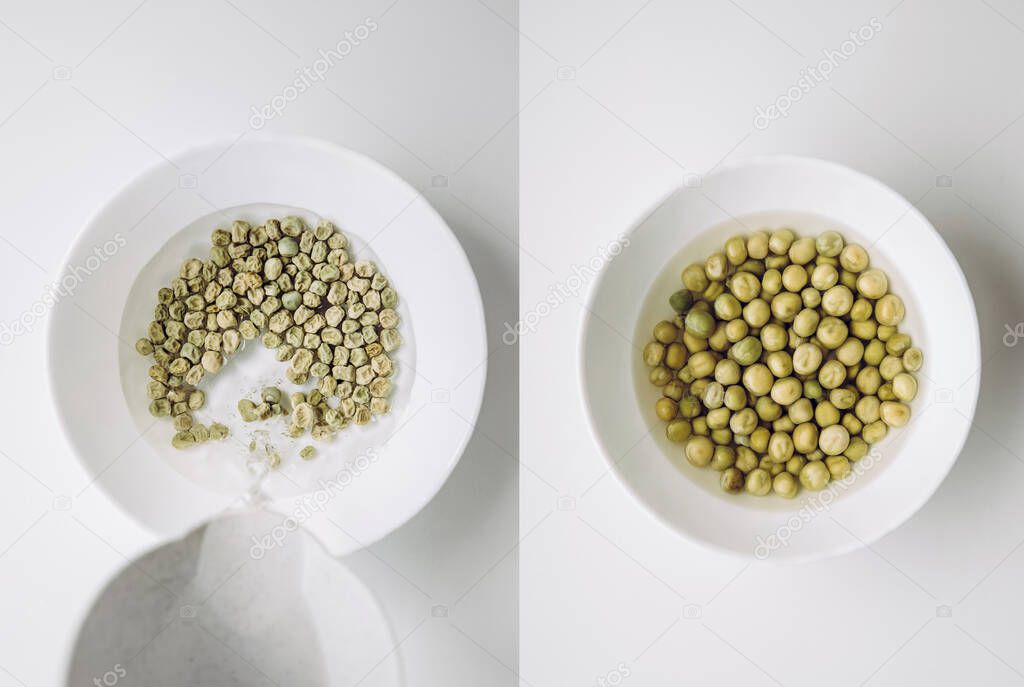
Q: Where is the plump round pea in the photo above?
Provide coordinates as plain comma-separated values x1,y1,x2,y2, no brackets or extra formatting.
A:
792,422,819,454
706,408,731,430
845,436,869,461
875,294,905,326
788,237,817,265
721,467,745,493
720,411,750,438
666,419,692,442
761,269,783,298
880,401,911,427
745,428,767,454
836,339,864,366
799,461,831,490
767,431,794,463
863,420,888,443
885,333,912,356
877,382,896,401
745,468,772,495
742,299,771,328
688,351,718,378
855,395,881,424
683,310,715,339
678,395,702,418
903,347,924,372
788,398,814,424
849,299,873,322
810,264,839,292
643,341,665,366
685,436,715,467
655,398,678,421
729,336,762,366
729,271,761,302
710,445,736,471
681,263,709,291
816,316,849,349
829,387,857,410
819,425,850,456
855,366,883,394
703,381,725,409
804,379,824,401
746,232,770,259
765,351,793,378
692,417,709,435
892,372,918,401
850,320,877,341
724,236,748,265
760,323,788,352
663,381,685,401
791,308,820,338
649,367,672,386
669,289,694,314
665,343,688,369
705,252,729,281
815,231,844,257
782,264,808,292
770,377,802,405
755,396,782,422
704,281,725,301
818,360,847,389
724,385,747,411
863,339,886,366
815,400,840,427
768,229,795,255
786,455,806,476
879,355,904,381
714,358,740,385
875,324,895,342
825,455,851,480
792,342,823,376
742,363,774,396
772,472,799,498
839,244,869,272
856,268,888,299
842,413,862,436
770,292,802,322
654,320,678,344
821,285,854,317
708,324,729,352
724,319,749,343
713,293,742,321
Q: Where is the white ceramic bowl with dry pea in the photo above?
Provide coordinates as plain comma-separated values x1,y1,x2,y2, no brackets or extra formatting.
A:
47,135,487,555
580,156,979,562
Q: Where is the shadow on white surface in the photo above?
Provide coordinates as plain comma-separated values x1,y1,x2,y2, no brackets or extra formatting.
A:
65,509,401,687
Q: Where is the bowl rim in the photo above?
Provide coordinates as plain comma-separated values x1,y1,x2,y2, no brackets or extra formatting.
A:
44,132,488,551
577,153,981,563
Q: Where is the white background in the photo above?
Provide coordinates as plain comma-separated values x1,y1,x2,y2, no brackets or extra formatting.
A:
0,0,516,685
520,1,1024,686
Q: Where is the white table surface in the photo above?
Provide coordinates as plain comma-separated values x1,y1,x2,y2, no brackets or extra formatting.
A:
520,1,1024,685
0,0,515,685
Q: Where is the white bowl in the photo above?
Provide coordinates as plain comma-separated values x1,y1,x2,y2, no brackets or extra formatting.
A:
580,156,979,563
47,134,487,555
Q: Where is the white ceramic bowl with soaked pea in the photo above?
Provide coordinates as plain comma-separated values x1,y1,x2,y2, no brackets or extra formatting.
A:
579,156,979,563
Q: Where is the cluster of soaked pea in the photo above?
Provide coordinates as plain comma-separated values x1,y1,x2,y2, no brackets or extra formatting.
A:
135,216,401,450
642,229,923,499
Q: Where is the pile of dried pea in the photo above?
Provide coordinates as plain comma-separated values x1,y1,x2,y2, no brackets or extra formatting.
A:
136,216,401,450
642,229,923,499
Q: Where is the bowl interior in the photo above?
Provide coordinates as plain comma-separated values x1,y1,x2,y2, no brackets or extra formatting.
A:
118,203,416,498
581,157,979,562
48,136,487,553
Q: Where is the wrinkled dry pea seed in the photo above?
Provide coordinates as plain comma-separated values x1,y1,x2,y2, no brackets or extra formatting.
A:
641,228,922,499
